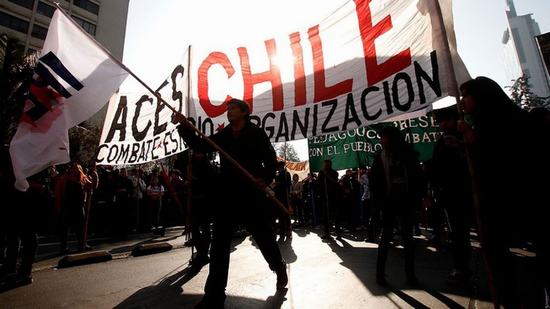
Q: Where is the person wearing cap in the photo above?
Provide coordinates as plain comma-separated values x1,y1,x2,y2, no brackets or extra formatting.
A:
431,106,473,284
174,98,287,308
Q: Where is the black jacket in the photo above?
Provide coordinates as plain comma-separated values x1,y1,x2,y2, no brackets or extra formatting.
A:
370,149,423,209
178,121,277,187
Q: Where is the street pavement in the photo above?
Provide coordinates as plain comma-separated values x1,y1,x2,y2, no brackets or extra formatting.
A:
0,227,507,308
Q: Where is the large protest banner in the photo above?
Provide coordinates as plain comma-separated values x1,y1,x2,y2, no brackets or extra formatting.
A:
188,0,467,141
308,113,440,172
98,0,467,165
96,52,189,165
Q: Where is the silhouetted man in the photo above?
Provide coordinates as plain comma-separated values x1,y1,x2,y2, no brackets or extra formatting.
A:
371,126,423,286
174,98,287,308
318,160,341,240
432,107,473,284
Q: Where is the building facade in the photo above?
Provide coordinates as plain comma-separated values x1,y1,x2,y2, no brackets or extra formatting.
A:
503,0,550,98
0,0,129,126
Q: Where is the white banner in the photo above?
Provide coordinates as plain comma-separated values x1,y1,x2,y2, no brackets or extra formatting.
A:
188,0,468,141
98,0,468,165
97,52,189,165
10,9,128,190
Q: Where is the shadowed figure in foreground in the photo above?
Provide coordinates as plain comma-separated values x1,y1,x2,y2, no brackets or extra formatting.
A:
174,98,288,309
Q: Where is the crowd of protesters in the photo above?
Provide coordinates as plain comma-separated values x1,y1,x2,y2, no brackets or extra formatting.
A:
1,77,549,307
0,156,200,286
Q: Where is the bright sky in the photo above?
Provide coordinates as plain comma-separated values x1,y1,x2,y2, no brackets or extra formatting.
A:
121,0,550,161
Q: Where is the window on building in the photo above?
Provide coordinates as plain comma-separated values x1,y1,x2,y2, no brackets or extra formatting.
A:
512,28,527,63
7,0,35,10
73,0,99,15
37,1,55,17
72,15,96,36
31,23,48,40
0,11,30,34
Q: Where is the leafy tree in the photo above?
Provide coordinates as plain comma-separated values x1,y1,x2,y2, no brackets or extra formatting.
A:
507,75,550,110
0,34,102,166
0,34,38,143
274,142,300,162
69,125,102,165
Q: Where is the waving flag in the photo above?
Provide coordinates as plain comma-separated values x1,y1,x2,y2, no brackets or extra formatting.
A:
9,9,128,191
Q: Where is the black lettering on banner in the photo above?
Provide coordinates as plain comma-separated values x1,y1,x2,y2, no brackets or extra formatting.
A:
105,96,128,143
275,112,289,142
392,72,414,112
343,93,361,131
415,51,441,104
169,129,179,152
163,131,174,156
202,118,214,136
107,145,119,163
145,140,153,157
171,65,185,116
360,87,382,121
312,104,318,136
321,99,339,133
118,144,131,163
132,95,153,141
291,108,309,140
151,137,160,160
95,144,108,163
138,141,147,162
311,104,319,136
154,80,169,135
128,143,140,163
262,113,276,139
383,81,394,115
154,99,168,135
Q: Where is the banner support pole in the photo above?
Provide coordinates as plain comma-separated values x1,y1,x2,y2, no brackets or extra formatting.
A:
185,45,194,262
432,1,498,307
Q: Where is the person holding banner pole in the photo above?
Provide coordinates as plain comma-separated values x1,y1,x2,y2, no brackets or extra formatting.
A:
52,4,288,301
428,0,499,306
431,107,472,284
173,99,287,308
459,77,543,307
